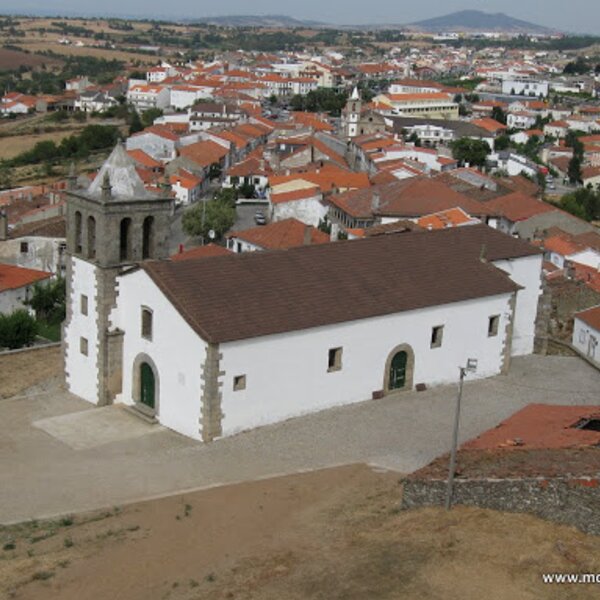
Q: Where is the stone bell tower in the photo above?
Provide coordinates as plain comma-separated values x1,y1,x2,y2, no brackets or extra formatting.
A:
341,86,362,140
63,143,173,406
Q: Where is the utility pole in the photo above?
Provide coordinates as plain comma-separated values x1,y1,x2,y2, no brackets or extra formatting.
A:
445,358,477,510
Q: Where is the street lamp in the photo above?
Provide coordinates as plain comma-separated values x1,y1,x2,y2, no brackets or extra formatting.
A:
445,358,478,511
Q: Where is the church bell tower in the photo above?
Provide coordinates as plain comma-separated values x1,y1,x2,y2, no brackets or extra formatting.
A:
63,144,173,406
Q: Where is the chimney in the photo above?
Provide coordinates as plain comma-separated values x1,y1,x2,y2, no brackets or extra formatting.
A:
303,225,312,246
0,209,8,241
371,190,381,214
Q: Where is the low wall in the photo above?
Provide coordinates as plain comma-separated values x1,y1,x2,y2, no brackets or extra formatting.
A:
402,476,600,535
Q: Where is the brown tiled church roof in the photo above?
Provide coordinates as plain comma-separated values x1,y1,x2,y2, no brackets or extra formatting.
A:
141,224,538,343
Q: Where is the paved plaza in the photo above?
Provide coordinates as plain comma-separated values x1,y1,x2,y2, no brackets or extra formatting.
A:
1,355,598,523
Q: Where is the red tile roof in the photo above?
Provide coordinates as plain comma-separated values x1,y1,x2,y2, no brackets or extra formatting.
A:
0,263,52,292
575,304,600,330
464,404,600,450
171,244,232,261
484,192,556,223
227,218,329,250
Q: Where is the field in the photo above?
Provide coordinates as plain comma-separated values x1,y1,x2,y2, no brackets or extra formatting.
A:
0,48,61,71
1,463,599,600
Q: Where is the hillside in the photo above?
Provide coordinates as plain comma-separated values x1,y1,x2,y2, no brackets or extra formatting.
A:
409,10,554,33
186,14,326,28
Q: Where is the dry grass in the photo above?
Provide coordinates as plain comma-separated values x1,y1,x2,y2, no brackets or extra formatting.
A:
0,129,82,160
13,40,158,64
0,346,62,399
0,464,598,600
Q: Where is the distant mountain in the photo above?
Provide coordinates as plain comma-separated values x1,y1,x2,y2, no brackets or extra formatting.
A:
186,14,327,28
409,10,555,34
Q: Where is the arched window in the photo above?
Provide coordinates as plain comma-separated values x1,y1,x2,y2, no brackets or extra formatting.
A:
119,218,132,262
87,215,96,259
74,211,82,254
141,307,153,340
142,216,154,260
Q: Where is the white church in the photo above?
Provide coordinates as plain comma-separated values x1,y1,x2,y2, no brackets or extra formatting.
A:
64,145,544,442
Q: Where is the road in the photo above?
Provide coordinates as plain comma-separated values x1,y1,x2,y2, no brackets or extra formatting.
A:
0,355,598,524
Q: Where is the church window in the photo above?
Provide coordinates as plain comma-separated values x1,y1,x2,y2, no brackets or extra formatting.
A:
488,315,500,337
233,375,246,391
142,216,154,260
80,294,88,316
75,211,82,254
141,307,153,340
119,218,132,261
80,337,88,356
87,216,96,259
328,347,343,372
431,326,444,348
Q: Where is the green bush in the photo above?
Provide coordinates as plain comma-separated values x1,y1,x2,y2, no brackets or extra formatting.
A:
0,310,38,350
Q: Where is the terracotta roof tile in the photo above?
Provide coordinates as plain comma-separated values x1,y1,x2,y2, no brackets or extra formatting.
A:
0,263,52,292
227,218,329,250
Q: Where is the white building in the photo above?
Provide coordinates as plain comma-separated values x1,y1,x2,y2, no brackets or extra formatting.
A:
572,305,600,366
502,79,549,98
63,148,544,442
127,85,170,112
0,262,51,314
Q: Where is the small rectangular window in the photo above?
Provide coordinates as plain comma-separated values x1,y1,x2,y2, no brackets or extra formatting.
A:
431,325,444,348
141,307,153,340
233,375,246,391
488,315,500,337
20,241,29,253
80,294,88,316
328,347,343,372
80,337,88,356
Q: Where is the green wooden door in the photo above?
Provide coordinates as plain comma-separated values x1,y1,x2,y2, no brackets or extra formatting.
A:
140,362,155,409
389,351,407,390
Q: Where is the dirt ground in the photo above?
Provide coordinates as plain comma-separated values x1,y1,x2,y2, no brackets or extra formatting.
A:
0,346,62,399
1,463,599,600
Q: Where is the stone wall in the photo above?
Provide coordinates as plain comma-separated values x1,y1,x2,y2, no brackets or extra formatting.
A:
401,476,600,535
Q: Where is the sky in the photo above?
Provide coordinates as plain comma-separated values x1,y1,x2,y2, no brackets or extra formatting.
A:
1,0,598,33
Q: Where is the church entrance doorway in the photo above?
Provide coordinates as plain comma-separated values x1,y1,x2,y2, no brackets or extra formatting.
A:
140,362,155,409
389,351,408,390
383,344,415,394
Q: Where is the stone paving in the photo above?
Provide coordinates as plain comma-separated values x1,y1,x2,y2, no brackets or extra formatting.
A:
1,355,598,524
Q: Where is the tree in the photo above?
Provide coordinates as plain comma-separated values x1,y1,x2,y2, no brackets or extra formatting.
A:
237,181,255,199
129,110,144,135
450,138,490,168
567,155,583,185
494,134,510,151
559,188,600,222
25,277,66,324
491,106,507,125
141,107,163,128
181,199,236,240
213,187,238,205
208,163,222,181
0,310,37,350
0,160,13,190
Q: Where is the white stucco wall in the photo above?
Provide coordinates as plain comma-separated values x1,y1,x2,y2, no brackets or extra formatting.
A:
64,257,99,403
572,317,599,365
492,254,543,356
0,286,32,314
111,269,207,440
272,197,328,227
218,294,514,438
